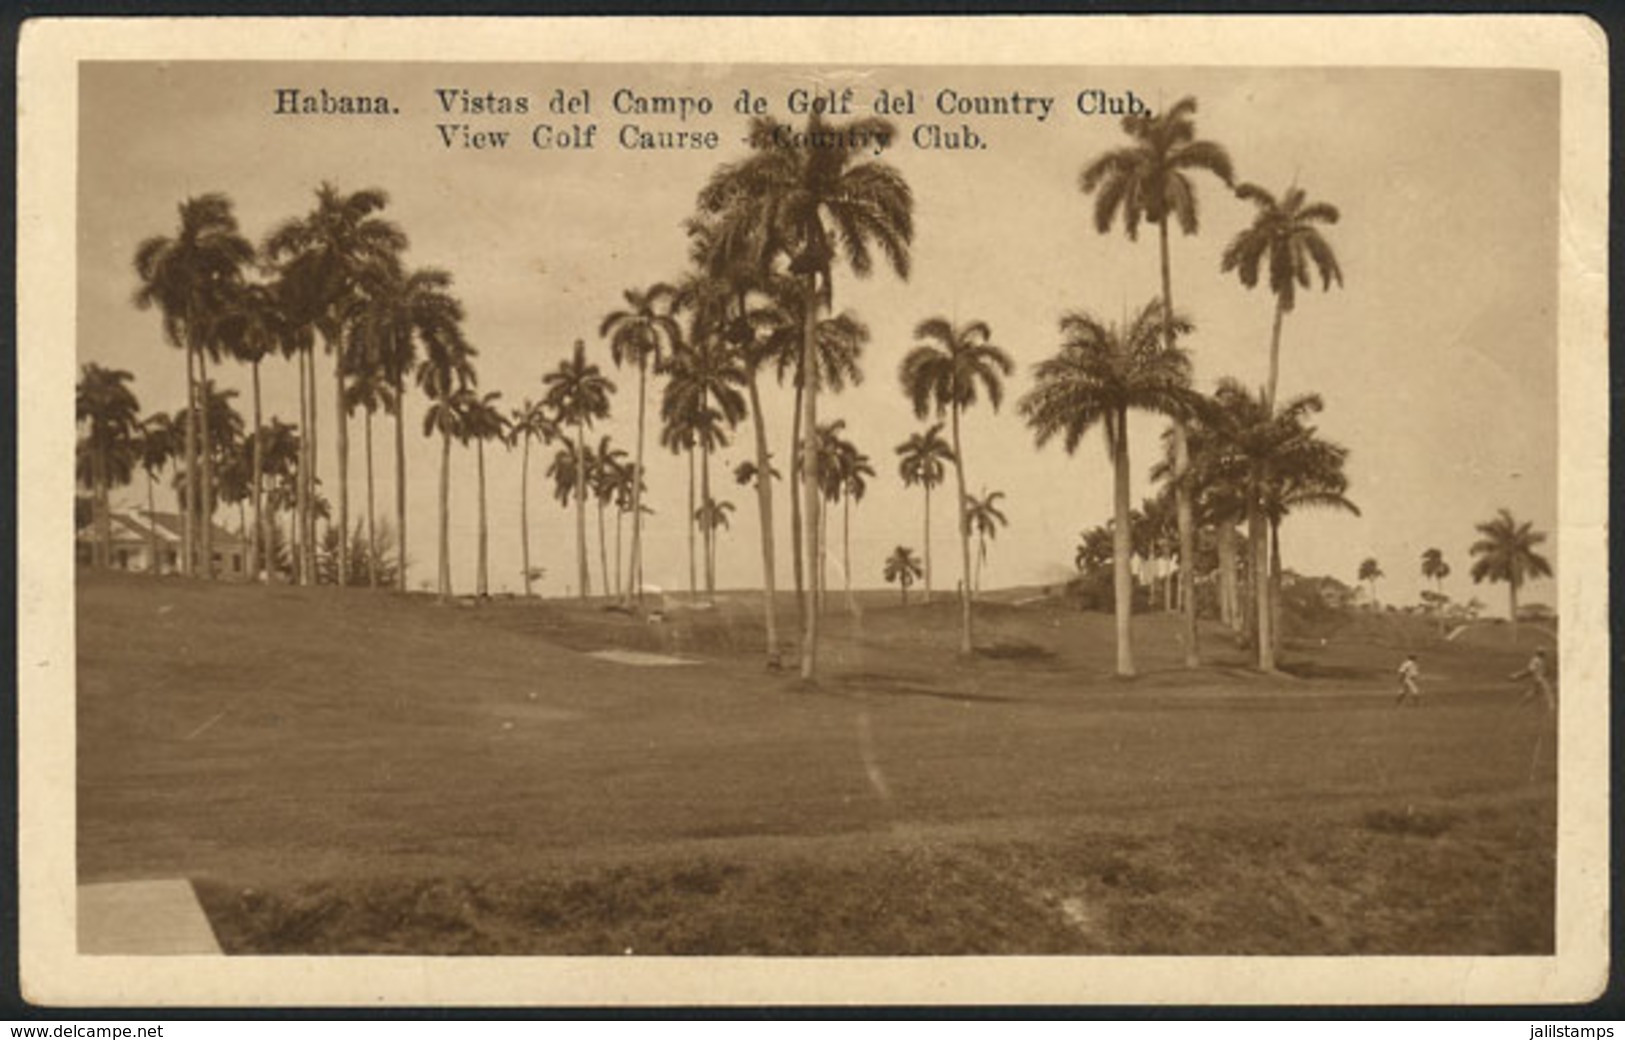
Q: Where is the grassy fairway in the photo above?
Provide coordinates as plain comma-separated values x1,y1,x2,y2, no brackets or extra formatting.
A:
77,572,1555,954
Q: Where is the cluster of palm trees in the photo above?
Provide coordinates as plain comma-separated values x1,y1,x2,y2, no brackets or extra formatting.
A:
83,97,1556,684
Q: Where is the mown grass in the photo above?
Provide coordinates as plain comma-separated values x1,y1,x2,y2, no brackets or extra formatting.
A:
77,571,1556,955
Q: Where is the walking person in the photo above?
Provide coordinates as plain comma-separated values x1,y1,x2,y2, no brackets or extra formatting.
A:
1395,653,1423,707
1510,647,1555,712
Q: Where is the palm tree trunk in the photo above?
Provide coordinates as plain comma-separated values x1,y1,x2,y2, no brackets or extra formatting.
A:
1270,518,1283,659
799,275,822,682
476,438,489,597
1509,581,1520,646
91,445,108,570
304,345,320,584
520,432,532,597
949,404,974,655
686,446,697,603
295,350,310,585
746,373,781,666
180,339,197,576
145,470,160,574
575,421,589,600
251,360,265,582
1266,297,1286,414
332,334,350,586
818,499,828,616
596,498,609,599
394,372,409,592
1217,524,1238,630
438,428,452,600
198,350,215,578
701,442,715,598
843,494,855,616
627,363,647,607
922,484,932,602
365,409,377,589
614,508,623,595
1159,219,1200,668
789,377,806,629
1111,410,1136,678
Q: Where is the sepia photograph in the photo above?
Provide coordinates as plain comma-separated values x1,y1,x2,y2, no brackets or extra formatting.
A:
18,15,1609,1006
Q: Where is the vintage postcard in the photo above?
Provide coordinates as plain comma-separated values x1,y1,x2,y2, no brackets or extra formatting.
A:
18,15,1609,1006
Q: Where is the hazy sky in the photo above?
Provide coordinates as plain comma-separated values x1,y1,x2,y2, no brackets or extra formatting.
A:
78,62,1559,611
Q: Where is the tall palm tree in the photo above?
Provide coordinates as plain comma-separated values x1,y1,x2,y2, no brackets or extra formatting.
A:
663,328,747,600
1018,300,1196,678
135,413,179,573
695,497,735,591
818,425,874,617
589,437,629,598
900,317,1014,654
600,286,681,606
213,276,283,580
460,391,507,597
548,440,589,538
685,211,792,664
964,489,1009,595
510,398,560,597
350,266,470,591
698,109,914,682
884,545,923,605
1221,182,1343,412
1358,558,1384,608
265,183,408,587
75,364,142,569
767,303,869,628
543,338,617,600
418,335,478,600
1191,379,1347,667
895,424,955,605
1469,509,1552,645
1081,95,1234,670
340,363,397,588
133,193,254,577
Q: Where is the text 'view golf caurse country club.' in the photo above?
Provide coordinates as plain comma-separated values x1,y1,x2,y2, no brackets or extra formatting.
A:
270,85,1147,152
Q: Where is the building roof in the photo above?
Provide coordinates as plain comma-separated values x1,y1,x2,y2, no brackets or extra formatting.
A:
77,509,245,547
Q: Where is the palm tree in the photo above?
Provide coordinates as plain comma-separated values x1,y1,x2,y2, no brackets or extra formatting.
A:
1421,547,1450,595
135,413,179,573
265,183,408,587
1081,95,1234,670
685,211,792,665
75,364,142,569
418,340,478,600
600,285,681,606
461,390,507,597
767,303,870,629
340,361,397,588
884,546,924,605
510,398,559,597
964,489,1009,595
349,266,470,591
1469,509,1553,644
900,317,1014,653
1221,182,1343,412
821,427,874,616
589,437,629,598
1018,299,1196,678
695,497,735,591
133,194,254,576
1358,558,1384,608
698,109,914,682
895,424,955,605
663,326,747,601
213,276,283,580
543,338,617,601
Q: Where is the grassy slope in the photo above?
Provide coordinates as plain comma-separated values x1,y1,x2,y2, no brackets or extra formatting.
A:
77,572,1555,954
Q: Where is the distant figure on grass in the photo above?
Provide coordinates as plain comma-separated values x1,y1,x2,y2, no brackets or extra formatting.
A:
1395,654,1422,708
1509,648,1555,712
